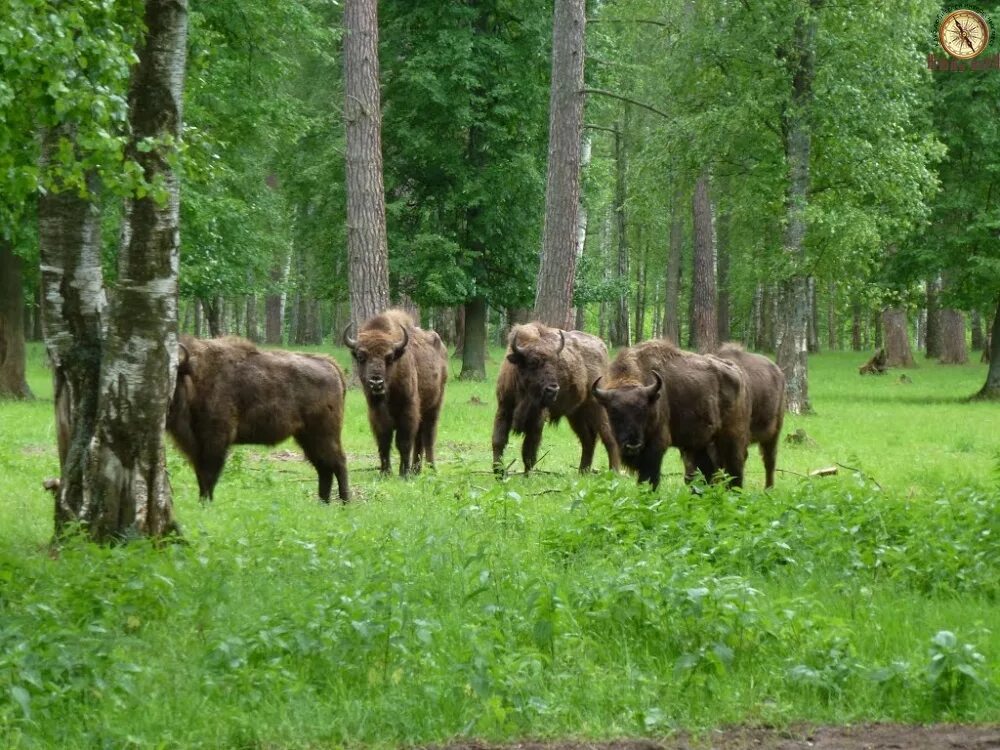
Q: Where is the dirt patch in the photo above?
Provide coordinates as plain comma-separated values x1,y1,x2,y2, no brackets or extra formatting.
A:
431,725,1000,750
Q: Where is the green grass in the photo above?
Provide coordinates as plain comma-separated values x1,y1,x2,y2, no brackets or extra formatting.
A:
1,343,999,748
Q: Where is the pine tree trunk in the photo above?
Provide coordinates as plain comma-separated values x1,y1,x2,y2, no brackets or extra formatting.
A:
533,0,586,330
664,188,683,343
690,170,717,353
717,209,731,344
938,309,968,364
611,123,630,347
775,3,817,415
881,308,915,367
976,298,1000,398
0,241,33,399
344,0,390,328
460,296,487,380
926,276,941,358
80,0,186,541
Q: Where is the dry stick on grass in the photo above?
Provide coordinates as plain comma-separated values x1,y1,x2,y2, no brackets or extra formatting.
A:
835,462,883,490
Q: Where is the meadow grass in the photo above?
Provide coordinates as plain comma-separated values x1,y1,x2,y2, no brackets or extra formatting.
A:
1,343,999,749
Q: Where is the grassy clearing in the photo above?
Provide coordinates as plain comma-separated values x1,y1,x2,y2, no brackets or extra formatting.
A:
1,343,999,749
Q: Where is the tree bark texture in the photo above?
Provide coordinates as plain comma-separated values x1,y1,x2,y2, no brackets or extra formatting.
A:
344,0,390,329
774,4,817,415
245,294,259,341
79,0,187,541
460,296,487,380
971,309,983,351
633,240,647,340
938,308,968,364
0,241,34,399
976,298,1000,398
716,208,731,344
850,294,862,351
690,170,717,353
807,276,820,353
826,281,837,350
880,308,914,367
533,0,586,330
611,123,630,346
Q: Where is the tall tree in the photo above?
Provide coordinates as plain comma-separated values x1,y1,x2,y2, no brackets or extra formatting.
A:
690,170,717,352
0,241,33,399
534,0,586,329
343,0,390,326
881,307,915,367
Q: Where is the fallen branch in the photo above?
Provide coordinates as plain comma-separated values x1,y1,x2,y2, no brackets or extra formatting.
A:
835,462,883,490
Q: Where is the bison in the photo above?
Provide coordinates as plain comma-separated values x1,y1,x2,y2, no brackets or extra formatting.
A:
344,309,448,476
680,344,785,488
591,339,750,490
167,336,349,503
492,323,621,476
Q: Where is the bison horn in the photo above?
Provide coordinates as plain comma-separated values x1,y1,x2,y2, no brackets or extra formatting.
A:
177,341,189,366
642,371,663,399
511,329,526,357
392,324,409,358
555,329,566,355
591,376,611,403
342,324,357,352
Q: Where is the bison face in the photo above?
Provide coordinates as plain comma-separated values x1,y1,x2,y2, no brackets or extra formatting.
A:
508,329,565,407
592,372,662,457
345,324,409,400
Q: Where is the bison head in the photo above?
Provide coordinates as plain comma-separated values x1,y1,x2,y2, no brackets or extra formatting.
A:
344,323,409,399
591,371,662,456
507,328,565,407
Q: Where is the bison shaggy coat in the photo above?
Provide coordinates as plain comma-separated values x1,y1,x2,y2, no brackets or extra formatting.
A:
345,309,448,476
592,339,750,490
168,336,349,503
492,323,621,475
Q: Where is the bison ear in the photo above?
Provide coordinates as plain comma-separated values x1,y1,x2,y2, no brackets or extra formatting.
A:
507,351,525,366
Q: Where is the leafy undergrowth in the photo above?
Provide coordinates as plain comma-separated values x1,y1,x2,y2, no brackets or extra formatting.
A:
1,472,999,748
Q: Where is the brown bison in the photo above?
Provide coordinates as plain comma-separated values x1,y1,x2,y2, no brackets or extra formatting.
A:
344,309,448,476
492,323,621,476
167,336,349,503
591,339,750,490
681,344,785,488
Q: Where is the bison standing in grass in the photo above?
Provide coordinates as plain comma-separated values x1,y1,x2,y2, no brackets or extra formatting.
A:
344,309,448,476
492,323,621,476
591,339,750,490
678,344,785,489
167,336,350,503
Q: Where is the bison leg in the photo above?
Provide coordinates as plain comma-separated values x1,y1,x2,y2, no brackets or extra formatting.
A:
395,426,415,477
491,405,513,477
420,401,443,471
714,437,746,489
636,448,665,490
374,427,393,475
567,409,597,473
521,422,544,474
297,435,350,504
688,447,718,486
680,449,700,483
760,436,779,489
412,428,424,475
196,445,229,502
595,410,622,472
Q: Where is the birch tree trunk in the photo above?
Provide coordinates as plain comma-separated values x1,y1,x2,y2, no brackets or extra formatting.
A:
690,170,717,352
344,0,390,328
80,0,187,541
774,2,819,415
533,0,586,330
0,240,33,399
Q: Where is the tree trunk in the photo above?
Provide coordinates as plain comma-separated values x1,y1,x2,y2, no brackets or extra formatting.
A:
938,308,968,364
851,294,863,351
80,0,186,541
975,298,1000,398
533,0,586,330
971,309,984,351
916,307,926,352
775,3,817,415
459,296,487,380
245,294,259,342
344,0,390,329
826,280,837,351
202,297,222,337
880,308,915,367
0,241,34,399
611,123,630,347
716,207,731,344
761,286,776,353
633,238,647,340
807,276,820,353
453,304,465,358
264,251,289,344
690,170,717,353
749,284,764,350
664,188,683,343
925,276,941,358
